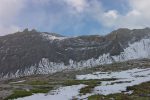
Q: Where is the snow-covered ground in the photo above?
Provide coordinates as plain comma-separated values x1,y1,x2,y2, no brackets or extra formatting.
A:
16,84,86,100
77,68,150,95
10,80,26,84
15,68,150,100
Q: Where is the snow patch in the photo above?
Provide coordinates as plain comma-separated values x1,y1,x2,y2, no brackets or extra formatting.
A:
41,33,67,40
15,84,86,100
77,68,150,95
15,68,150,100
10,80,26,84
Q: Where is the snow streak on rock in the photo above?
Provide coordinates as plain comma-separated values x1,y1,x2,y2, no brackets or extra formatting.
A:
41,33,67,40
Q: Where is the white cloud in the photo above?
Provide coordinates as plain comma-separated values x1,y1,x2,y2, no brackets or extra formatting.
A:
127,10,141,17
30,0,50,5
102,10,118,27
118,0,150,28
0,0,24,20
130,0,150,12
0,25,21,35
64,0,87,13
1,0,150,36
129,0,150,20
101,0,150,29
104,10,118,19
0,0,25,35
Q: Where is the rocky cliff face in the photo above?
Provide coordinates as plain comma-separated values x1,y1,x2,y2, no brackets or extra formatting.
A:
1,28,150,79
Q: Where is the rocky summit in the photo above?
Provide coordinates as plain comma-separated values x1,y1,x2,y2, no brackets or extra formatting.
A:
1,28,150,79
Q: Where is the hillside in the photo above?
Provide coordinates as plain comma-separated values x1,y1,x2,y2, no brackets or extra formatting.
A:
0,28,150,79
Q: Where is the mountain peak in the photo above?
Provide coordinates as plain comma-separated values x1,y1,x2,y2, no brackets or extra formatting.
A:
23,28,29,32
22,28,38,33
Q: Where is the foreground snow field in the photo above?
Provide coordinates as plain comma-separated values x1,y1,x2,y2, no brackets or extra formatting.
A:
16,68,150,100
16,85,86,100
77,68,150,95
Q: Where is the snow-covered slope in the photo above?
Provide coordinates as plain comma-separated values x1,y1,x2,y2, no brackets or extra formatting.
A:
41,33,67,40
112,38,150,61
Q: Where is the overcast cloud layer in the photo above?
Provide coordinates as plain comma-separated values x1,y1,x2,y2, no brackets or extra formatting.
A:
0,0,150,36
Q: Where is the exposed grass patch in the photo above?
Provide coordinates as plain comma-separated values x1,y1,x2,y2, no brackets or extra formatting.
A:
127,81,150,96
63,79,101,95
88,94,133,100
80,85,96,95
63,79,101,86
78,80,101,95
30,88,49,93
107,93,133,100
110,81,131,85
100,78,117,81
26,80,49,85
88,81,150,100
31,85,53,93
4,86,53,100
88,94,150,100
88,95,104,100
4,90,32,100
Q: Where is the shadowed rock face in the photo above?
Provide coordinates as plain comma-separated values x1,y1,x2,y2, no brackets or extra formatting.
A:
0,28,150,78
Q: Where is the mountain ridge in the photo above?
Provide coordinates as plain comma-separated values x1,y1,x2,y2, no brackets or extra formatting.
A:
1,28,150,79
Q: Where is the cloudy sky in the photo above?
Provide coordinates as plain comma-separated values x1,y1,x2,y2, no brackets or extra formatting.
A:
0,0,150,36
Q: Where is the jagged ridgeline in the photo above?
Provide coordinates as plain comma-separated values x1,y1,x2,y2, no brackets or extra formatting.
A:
1,28,150,79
